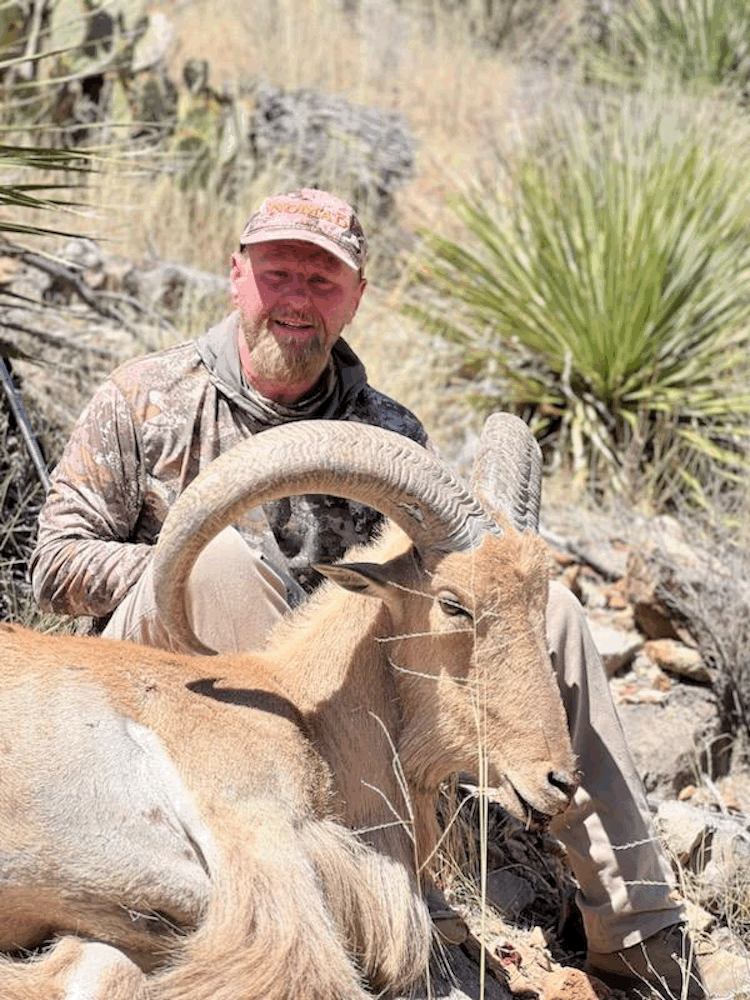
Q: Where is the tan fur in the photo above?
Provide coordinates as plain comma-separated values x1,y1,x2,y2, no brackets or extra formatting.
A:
0,520,577,999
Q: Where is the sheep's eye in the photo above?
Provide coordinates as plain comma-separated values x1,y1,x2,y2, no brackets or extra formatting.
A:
437,593,472,619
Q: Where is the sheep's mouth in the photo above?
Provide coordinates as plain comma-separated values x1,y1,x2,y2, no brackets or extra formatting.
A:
509,783,552,831
457,776,552,831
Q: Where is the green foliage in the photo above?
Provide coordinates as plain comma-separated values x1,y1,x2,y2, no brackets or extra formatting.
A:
0,142,90,237
411,96,750,508
586,0,750,99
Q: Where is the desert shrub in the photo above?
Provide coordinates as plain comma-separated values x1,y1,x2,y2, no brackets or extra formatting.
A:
585,0,750,101
668,518,750,744
395,0,582,55
409,92,750,509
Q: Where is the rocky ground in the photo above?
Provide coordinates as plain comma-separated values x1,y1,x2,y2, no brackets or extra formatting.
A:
3,241,750,999
428,502,750,999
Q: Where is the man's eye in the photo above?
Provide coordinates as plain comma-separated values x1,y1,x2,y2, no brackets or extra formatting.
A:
310,276,333,287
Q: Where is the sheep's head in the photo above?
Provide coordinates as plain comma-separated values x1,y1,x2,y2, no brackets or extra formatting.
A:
319,521,577,826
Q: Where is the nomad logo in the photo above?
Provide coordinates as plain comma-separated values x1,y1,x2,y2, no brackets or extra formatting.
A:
266,199,350,230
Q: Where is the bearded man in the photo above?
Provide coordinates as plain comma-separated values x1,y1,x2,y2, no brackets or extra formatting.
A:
31,188,722,999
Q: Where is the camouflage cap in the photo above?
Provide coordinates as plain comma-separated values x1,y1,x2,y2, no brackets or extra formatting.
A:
239,188,368,273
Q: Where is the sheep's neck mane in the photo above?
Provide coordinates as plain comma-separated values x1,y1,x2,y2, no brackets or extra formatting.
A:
265,582,419,874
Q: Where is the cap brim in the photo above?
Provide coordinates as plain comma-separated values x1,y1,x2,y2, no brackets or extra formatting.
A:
239,227,360,272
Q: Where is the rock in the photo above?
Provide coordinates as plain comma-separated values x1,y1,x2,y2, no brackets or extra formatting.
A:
122,261,229,312
682,898,716,935
615,684,717,796
696,822,750,912
577,575,607,610
0,256,21,285
574,540,629,581
622,549,695,644
695,942,750,998
654,799,750,924
643,639,711,684
540,967,612,999
586,617,642,677
131,12,175,73
654,800,712,866
613,684,668,705
63,238,102,271
623,524,750,644
402,941,513,999
486,870,536,922
248,82,416,222
601,582,628,611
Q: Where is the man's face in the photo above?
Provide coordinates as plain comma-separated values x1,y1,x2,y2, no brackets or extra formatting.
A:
231,239,366,399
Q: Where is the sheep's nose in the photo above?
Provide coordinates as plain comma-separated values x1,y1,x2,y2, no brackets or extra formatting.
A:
548,769,577,807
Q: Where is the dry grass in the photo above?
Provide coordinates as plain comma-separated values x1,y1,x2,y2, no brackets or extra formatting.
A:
75,0,570,268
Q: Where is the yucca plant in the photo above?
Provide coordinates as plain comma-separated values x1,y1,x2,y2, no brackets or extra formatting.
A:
0,141,93,359
585,0,750,99
410,95,750,508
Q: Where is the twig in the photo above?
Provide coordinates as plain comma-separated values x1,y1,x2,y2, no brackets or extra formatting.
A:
0,318,117,360
17,0,47,82
0,357,51,492
10,248,143,336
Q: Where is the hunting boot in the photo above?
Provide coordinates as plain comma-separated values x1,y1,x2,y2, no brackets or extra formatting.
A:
586,922,750,999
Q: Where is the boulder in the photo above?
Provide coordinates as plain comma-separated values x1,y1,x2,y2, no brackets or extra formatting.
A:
615,684,717,797
643,639,711,684
248,82,416,221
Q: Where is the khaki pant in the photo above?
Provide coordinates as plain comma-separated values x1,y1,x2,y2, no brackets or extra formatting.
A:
104,527,684,953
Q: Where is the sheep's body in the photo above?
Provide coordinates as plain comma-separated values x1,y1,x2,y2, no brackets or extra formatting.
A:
0,426,578,1000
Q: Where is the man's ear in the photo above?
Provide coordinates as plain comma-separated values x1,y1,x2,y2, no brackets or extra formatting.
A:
347,277,367,324
230,251,246,304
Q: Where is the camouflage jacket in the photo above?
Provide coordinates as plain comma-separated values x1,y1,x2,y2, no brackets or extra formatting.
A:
30,313,428,623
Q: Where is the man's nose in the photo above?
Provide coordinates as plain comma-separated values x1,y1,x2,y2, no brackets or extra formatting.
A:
282,274,311,302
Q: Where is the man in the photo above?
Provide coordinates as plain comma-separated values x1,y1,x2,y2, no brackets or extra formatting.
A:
31,188,707,998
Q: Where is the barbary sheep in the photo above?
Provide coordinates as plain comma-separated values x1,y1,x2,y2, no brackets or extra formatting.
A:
0,415,578,1000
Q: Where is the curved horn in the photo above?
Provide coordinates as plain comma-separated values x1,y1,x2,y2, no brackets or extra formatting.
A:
153,420,499,654
471,413,542,533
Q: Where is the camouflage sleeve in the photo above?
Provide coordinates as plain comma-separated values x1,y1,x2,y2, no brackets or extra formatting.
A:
30,381,152,618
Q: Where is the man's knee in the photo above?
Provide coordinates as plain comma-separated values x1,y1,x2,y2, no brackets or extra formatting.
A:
546,580,588,651
184,527,293,653
188,527,287,600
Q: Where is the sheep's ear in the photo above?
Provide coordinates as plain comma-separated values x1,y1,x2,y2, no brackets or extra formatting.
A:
313,561,393,600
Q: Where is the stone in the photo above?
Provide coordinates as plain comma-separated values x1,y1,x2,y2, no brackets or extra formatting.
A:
623,549,695,643
654,800,710,866
643,639,711,684
248,82,416,222
541,967,612,1000
696,944,750,998
63,238,102,271
122,261,229,312
586,616,642,677
485,870,536,922
615,684,717,797
131,12,175,73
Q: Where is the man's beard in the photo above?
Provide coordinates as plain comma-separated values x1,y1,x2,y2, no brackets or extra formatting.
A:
241,313,330,386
